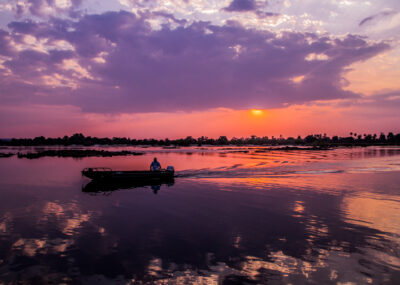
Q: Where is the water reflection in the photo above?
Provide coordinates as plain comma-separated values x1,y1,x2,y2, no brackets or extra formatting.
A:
0,147,399,283
82,179,175,194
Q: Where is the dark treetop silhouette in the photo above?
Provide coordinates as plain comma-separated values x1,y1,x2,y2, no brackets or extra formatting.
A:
1,132,400,147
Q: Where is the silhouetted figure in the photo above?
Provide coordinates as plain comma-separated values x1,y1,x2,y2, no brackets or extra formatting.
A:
150,157,161,171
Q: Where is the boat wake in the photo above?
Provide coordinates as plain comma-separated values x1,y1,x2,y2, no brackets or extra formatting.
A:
175,164,400,179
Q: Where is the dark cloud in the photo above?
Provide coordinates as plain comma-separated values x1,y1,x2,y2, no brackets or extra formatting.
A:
255,11,279,18
0,11,390,114
359,10,397,26
223,0,257,12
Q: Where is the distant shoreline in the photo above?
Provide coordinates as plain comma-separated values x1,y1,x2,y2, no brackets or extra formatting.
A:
1,132,399,147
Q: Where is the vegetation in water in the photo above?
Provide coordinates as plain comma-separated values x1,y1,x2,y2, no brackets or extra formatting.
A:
16,149,144,159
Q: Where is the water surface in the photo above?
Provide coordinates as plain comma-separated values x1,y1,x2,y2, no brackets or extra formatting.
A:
0,146,399,284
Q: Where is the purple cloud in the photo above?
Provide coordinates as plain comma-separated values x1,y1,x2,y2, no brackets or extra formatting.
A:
0,11,390,114
359,10,397,26
223,0,257,12
7,0,83,18
0,29,16,56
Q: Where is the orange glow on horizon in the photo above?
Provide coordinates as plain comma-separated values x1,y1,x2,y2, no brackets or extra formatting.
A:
250,109,264,116
1,103,399,139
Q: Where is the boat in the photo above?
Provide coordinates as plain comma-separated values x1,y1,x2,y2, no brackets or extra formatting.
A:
82,167,175,182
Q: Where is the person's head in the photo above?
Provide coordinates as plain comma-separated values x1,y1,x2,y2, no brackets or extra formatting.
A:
153,157,157,162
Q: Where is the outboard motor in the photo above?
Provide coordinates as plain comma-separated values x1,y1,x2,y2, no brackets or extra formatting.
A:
167,166,174,172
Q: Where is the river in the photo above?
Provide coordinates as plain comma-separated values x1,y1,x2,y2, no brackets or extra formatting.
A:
0,146,399,284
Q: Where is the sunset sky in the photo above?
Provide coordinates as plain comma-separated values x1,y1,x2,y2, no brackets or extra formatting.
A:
1,0,400,138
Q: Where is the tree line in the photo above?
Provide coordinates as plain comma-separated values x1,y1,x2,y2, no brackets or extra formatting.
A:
1,132,400,146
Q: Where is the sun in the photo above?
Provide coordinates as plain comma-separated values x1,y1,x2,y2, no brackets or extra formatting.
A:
250,109,264,116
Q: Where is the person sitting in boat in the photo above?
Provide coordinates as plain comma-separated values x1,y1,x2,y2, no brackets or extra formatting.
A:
150,157,161,171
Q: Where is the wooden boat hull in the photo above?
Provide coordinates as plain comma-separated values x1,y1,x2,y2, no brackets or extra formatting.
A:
82,168,175,181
